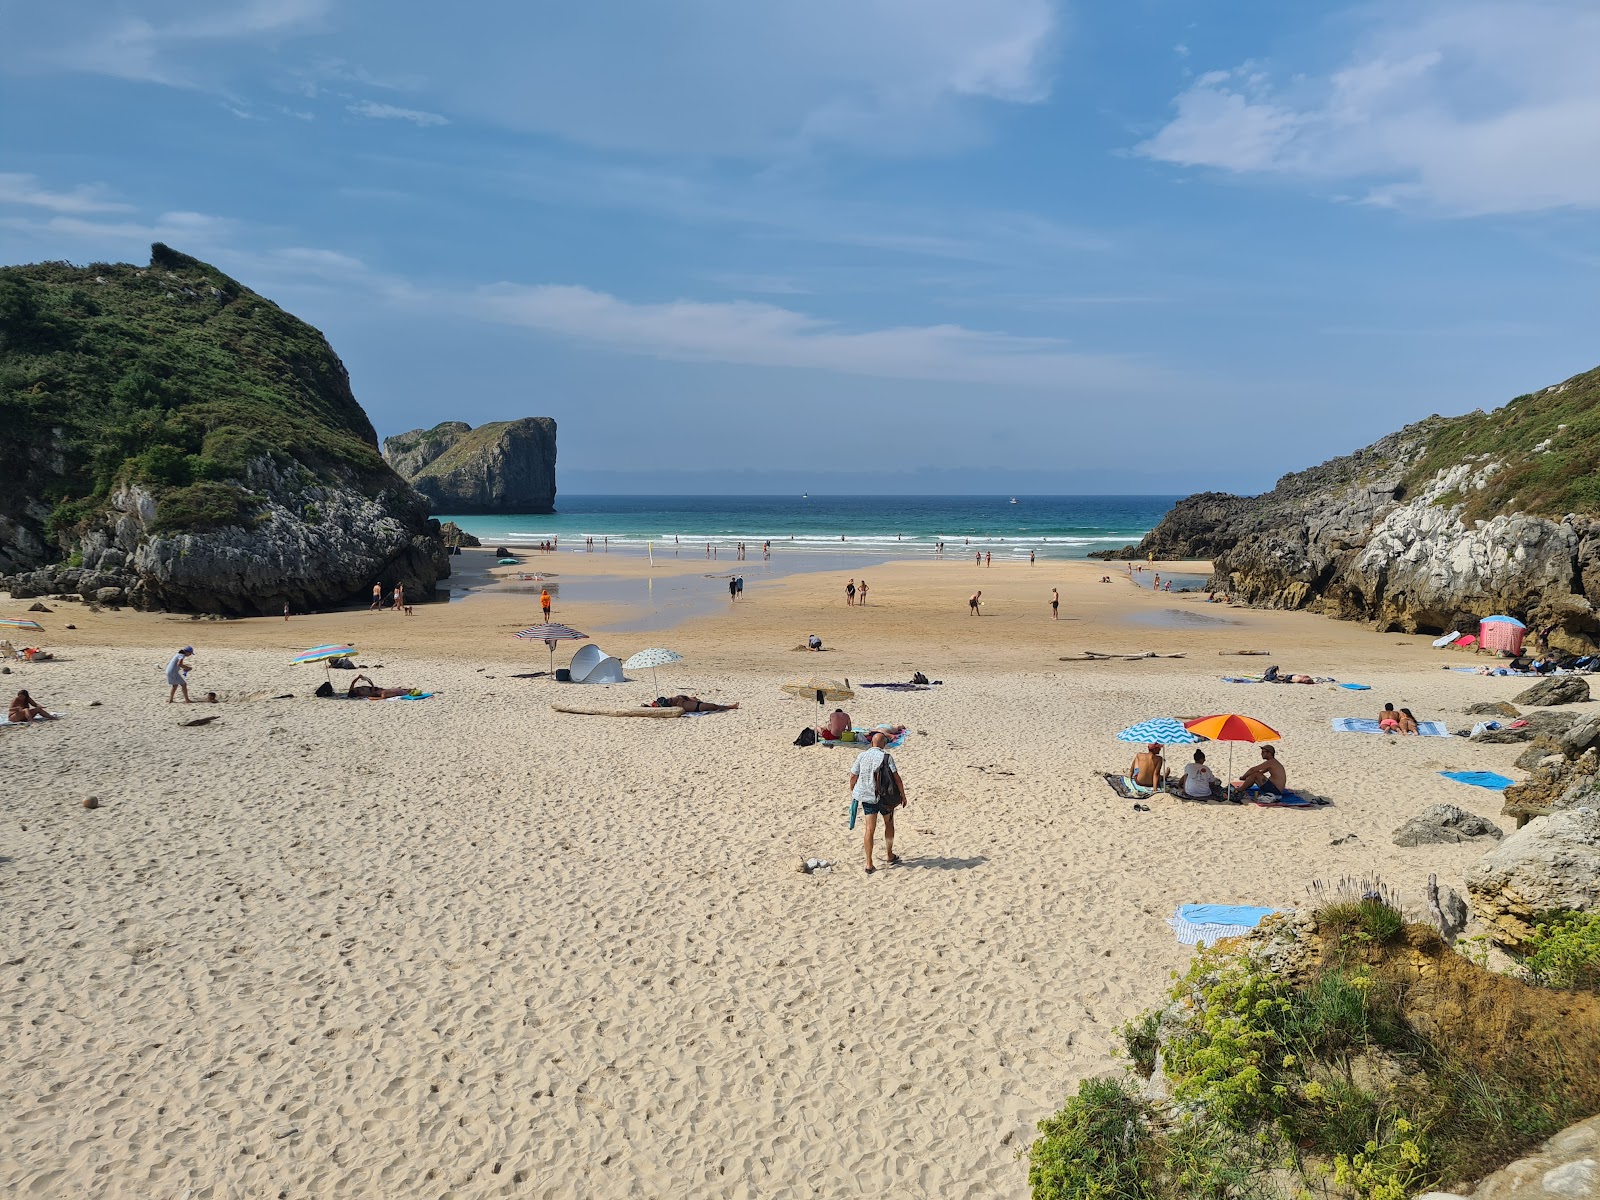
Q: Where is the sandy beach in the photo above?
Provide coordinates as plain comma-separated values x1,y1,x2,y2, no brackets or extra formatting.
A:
3,549,1544,1197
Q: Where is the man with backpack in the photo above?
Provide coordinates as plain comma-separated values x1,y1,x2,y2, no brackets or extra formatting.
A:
849,730,906,873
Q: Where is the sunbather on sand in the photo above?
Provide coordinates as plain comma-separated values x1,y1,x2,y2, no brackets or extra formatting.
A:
647,695,739,713
1378,703,1401,732
9,689,56,722
1129,742,1165,789
347,674,415,700
821,707,852,737
1398,707,1420,734
1235,746,1286,793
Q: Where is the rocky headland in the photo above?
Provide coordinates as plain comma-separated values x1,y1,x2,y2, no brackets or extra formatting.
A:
384,418,557,514
0,244,449,614
1102,365,1600,651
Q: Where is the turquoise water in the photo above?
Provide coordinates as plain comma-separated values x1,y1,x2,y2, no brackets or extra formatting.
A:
439,495,1175,561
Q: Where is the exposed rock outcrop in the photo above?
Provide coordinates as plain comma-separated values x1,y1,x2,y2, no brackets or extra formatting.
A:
1514,676,1592,707
1392,803,1503,847
1421,1114,1600,1200
0,246,448,613
1465,807,1600,945
384,419,557,514
1102,366,1600,651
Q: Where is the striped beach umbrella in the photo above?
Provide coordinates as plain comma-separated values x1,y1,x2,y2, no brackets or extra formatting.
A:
1115,717,1204,745
0,617,45,631
1184,714,1281,793
292,643,356,665
515,622,588,678
624,647,684,695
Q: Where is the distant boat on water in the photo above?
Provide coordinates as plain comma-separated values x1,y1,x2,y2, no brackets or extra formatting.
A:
802,493,809,499
1009,497,1019,504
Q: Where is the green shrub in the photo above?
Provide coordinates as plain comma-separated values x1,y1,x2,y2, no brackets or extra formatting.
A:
1028,1076,1158,1200
133,443,194,487
1523,910,1600,991
1161,950,1295,1126
1315,897,1405,945
151,482,252,533
1119,1011,1162,1077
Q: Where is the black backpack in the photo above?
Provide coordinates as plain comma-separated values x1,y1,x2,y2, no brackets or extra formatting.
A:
873,754,901,807
794,727,817,747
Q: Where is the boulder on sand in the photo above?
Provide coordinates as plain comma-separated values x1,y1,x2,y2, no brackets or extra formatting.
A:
1511,675,1591,707
1465,806,1600,945
1464,701,1520,718
1392,803,1503,847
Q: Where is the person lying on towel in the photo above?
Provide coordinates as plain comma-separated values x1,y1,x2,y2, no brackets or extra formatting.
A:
347,674,418,700
1234,746,1286,794
647,695,739,713
1129,743,1166,790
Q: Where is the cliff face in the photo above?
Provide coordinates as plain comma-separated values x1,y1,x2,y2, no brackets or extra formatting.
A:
1110,366,1600,650
0,244,448,613
384,418,557,513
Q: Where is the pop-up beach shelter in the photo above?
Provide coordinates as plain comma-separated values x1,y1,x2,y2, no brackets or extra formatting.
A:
1479,615,1526,655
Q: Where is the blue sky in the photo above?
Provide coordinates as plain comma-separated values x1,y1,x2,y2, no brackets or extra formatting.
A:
3,1,1597,494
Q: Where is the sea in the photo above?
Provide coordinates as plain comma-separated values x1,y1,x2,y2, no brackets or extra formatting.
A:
436,495,1177,562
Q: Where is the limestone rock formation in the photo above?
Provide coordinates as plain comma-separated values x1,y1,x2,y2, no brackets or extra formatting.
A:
1392,803,1502,847
1465,807,1600,945
384,419,557,514
1419,1113,1600,1200
0,245,448,614
1513,676,1592,707
1102,366,1600,650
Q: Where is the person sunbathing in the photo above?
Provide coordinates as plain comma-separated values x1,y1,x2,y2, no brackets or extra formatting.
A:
1397,707,1420,734
1129,742,1165,790
1378,703,1401,732
346,674,415,700
9,689,56,722
821,707,852,738
1235,746,1286,793
647,695,739,713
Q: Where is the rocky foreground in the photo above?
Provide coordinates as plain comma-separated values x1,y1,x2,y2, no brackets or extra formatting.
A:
1103,366,1600,652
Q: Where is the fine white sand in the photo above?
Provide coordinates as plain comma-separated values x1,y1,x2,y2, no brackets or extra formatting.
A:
2,555,1548,1196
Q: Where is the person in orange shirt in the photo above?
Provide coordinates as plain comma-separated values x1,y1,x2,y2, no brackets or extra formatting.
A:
540,589,552,620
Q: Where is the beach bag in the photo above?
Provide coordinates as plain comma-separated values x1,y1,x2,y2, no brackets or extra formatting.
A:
873,755,902,809
794,727,816,747
314,681,334,698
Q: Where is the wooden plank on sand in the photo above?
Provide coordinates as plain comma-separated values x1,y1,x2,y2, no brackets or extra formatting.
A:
551,704,683,718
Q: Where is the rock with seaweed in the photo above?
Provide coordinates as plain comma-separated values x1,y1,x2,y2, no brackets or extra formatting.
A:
0,244,448,613
1097,365,1600,651
384,418,557,514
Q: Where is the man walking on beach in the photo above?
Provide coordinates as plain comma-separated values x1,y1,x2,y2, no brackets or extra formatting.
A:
850,730,905,873
370,582,381,610
1051,588,1060,620
969,590,981,616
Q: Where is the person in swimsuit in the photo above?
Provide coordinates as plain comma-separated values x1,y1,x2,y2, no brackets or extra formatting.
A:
1129,743,1165,790
1050,588,1059,620
346,674,415,700
1236,746,1287,794
969,591,981,616
370,583,382,610
1398,708,1420,734
845,579,856,606
1379,703,1401,732
857,579,868,606
9,690,55,722
647,695,740,713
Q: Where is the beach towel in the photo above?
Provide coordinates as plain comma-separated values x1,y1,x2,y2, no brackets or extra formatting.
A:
1440,770,1515,791
1433,630,1462,649
1448,666,1537,677
1252,790,1317,808
2,713,65,725
1168,903,1281,946
861,681,942,690
385,691,436,701
1102,772,1156,799
1337,683,1372,691
1222,676,1264,684
822,727,909,750
1331,717,1449,737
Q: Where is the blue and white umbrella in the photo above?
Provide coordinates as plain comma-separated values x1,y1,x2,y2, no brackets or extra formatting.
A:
1480,615,1526,628
1115,717,1205,745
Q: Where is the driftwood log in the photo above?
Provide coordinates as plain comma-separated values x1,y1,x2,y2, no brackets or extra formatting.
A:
1219,650,1272,656
551,704,683,718
1060,650,1187,662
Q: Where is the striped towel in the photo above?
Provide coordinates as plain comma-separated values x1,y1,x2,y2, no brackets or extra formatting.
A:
1331,717,1450,737
1168,904,1281,946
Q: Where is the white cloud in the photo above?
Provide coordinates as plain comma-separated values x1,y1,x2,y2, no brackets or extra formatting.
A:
1136,1,1600,215
0,174,133,214
466,282,1159,390
347,100,449,127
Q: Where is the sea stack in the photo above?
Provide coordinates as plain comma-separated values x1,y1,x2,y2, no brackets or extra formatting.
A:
384,419,558,514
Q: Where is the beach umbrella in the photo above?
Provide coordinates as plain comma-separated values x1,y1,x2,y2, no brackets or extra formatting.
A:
292,643,356,665
0,617,45,631
515,622,588,678
1184,713,1281,792
624,647,684,695
782,675,854,725
1115,717,1205,745
1479,615,1527,654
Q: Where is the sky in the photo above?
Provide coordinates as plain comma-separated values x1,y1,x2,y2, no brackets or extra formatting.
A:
2,0,1598,495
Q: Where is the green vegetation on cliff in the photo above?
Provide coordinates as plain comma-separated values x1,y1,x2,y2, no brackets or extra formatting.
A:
1404,365,1600,521
0,243,388,542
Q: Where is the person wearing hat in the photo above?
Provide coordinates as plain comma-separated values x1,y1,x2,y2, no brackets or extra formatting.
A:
1128,742,1165,791
166,647,195,704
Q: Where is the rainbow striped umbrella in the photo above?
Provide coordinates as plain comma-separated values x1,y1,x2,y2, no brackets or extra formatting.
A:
514,623,587,678
292,644,356,665
0,617,45,631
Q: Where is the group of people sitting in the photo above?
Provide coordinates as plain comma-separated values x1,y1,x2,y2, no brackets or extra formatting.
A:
818,706,906,743
1128,742,1287,799
1378,702,1422,734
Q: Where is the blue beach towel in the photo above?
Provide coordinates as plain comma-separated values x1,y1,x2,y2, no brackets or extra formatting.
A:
386,691,436,701
1338,683,1372,690
1440,770,1515,791
1222,676,1264,684
1332,717,1449,737
1168,904,1282,946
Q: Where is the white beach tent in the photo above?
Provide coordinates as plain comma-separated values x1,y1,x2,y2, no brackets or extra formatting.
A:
569,643,628,684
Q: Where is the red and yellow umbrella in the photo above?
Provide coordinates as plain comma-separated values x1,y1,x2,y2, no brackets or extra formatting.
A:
1183,714,1281,792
